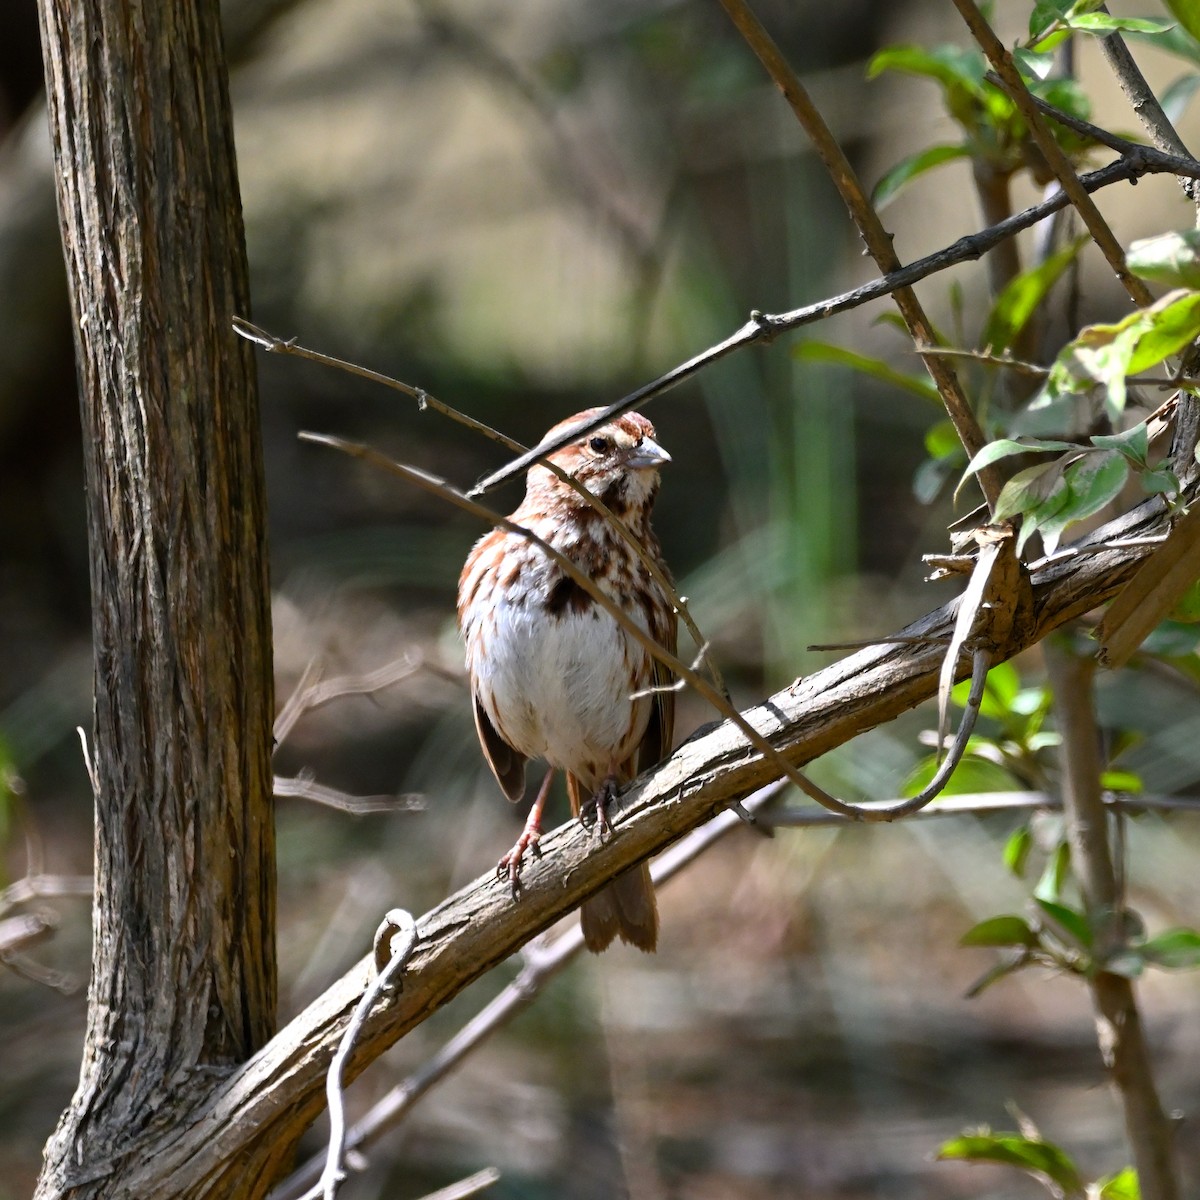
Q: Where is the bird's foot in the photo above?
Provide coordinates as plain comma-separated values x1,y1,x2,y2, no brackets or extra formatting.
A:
497,827,542,900
579,774,619,840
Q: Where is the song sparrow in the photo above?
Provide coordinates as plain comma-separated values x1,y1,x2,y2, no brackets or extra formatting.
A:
458,408,677,952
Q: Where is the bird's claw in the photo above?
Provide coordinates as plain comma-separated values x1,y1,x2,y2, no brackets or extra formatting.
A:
497,829,542,900
579,776,618,841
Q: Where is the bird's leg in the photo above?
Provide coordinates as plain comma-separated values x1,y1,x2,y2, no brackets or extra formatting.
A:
579,772,619,840
497,765,555,899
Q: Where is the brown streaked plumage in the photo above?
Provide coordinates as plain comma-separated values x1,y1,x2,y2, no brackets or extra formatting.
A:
458,408,676,952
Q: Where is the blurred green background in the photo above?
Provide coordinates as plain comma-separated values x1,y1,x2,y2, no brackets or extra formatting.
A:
3,0,1200,1196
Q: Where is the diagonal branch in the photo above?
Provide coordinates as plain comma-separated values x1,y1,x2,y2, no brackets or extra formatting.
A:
953,0,1153,307
716,0,1001,509
107,487,1177,1197
470,147,1200,496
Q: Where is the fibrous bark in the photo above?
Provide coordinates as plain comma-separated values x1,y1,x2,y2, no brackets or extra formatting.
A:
35,1,277,1196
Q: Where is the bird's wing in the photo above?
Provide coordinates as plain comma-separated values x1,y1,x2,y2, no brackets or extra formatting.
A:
637,605,677,772
473,691,527,802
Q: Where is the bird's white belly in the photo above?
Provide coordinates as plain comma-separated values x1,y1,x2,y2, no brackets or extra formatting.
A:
474,595,650,777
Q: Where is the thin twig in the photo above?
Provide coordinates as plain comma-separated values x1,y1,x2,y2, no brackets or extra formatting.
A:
273,775,425,816
717,0,1001,510
271,781,788,1200
1044,640,1179,1200
412,1170,500,1200
470,147,1200,496
955,0,1152,307
240,320,726,699
307,432,987,822
301,909,418,1200
274,654,424,746
1094,6,1196,199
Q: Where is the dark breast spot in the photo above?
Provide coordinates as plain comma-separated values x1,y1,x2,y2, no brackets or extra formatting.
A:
544,575,594,616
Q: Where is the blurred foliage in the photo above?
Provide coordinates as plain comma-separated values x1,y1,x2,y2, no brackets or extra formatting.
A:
4,0,1200,1197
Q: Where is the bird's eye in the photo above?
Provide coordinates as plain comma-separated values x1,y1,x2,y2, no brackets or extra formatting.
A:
588,436,611,453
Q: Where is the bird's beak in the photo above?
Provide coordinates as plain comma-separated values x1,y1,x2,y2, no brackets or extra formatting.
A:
626,437,671,469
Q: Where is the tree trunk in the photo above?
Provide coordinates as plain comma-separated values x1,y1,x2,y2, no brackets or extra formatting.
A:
35,2,277,1196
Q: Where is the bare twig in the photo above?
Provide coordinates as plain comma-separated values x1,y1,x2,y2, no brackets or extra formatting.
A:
413,1170,500,1200
0,873,93,916
272,781,788,1200
274,654,425,746
301,909,418,1200
955,0,1152,307
1093,6,1196,199
273,775,425,816
716,0,1001,509
470,148,1200,496
306,431,988,822
1044,640,1179,1200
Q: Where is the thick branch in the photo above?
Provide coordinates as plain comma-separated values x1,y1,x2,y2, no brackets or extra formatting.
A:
35,0,276,1194
105,492,1175,1196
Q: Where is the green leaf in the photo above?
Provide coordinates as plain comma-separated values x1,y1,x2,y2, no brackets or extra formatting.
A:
791,342,940,403
1168,580,1200,622
1140,466,1180,497
924,419,963,460
1004,825,1033,877
1029,0,1073,41
1125,21,1200,67
1140,927,1200,969
937,1132,1085,1194
1038,290,1200,419
867,44,986,94
1090,422,1149,467
1127,230,1200,289
964,949,1032,997
1098,1166,1140,1200
960,914,1039,947
1163,0,1200,42
872,143,972,208
1067,13,1175,35
951,659,1020,718
963,437,1077,477
1100,769,1143,793
1035,898,1094,950
1060,450,1130,523
1035,840,1070,903
902,753,1024,797
981,237,1087,357
993,459,1071,524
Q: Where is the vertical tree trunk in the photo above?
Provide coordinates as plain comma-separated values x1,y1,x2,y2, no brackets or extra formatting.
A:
35,1,276,1195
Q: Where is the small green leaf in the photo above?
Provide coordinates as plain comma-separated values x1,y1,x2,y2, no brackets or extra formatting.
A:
937,1132,1085,1193
1140,466,1180,497
960,915,1039,947
1029,0,1073,41
902,753,1024,797
1126,289,1200,374
1059,450,1130,523
1127,230,1200,289
981,237,1087,357
1098,1166,1140,1200
1034,841,1069,903
1090,422,1149,467
867,44,986,93
963,437,1076,477
1140,927,1200,969
792,342,940,403
1067,13,1175,35
964,949,1031,997
1125,22,1200,68
993,458,1071,525
1004,825,1033,877
1100,769,1143,793
924,419,963,460
1036,898,1093,950
1168,580,1200,622
872,143,972,208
